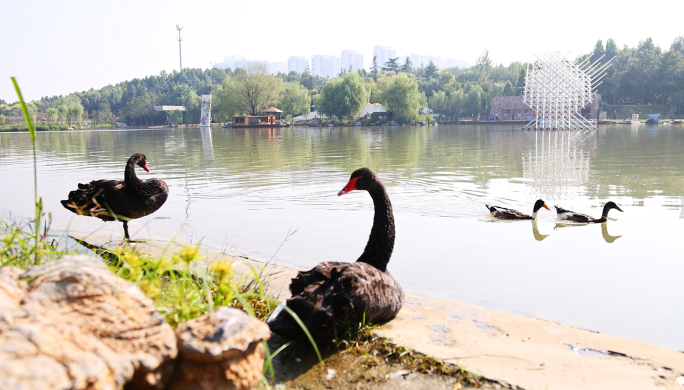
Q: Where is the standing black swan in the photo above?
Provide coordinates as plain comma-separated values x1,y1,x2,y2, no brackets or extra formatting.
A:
268,167,404,340
554,201,623,223
486,199,550,220
61,153,169,241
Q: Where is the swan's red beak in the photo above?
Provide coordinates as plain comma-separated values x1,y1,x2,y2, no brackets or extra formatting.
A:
338,177,359,196
143,161,150,172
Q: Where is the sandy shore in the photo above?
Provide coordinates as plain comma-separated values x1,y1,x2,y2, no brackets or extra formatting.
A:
75,236,684,389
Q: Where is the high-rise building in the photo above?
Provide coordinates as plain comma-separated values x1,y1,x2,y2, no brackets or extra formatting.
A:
372,46,396,69
212,55,244,70
311,55,341,79
267,62,288,75
341,50,364,72
211,55,270,72
288,56,310,74
409,54,471,70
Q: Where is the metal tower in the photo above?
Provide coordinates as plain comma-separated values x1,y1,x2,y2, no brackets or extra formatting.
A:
176,24,183,72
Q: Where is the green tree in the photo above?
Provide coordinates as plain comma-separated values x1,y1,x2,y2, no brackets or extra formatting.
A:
474,50,493,74
671,36,684,55
633,38,662,103
317,72,368,119
424,60,439,79
182,91,201,125
657,49,684,105
371,55,379,80
401,57,413,74
383,57,400,73
169,110,183,126
46,107,59,123
381,73,421,123
279,82,310,118
590,39,606,64
502,81,515,96
515,68,526,90
212,78,239,123
233,67,283,115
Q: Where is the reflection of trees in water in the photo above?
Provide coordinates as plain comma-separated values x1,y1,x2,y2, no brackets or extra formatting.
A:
521,131,597,199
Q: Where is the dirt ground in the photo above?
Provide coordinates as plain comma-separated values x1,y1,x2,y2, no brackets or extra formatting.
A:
263,333,516,390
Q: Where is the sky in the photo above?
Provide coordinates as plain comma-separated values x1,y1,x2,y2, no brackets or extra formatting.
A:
1,0,682,103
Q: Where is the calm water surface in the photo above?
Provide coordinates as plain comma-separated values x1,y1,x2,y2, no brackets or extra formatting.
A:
1,124,682,350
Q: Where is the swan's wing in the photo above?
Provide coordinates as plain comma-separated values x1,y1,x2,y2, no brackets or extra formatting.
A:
62,179,127,221
270,262,403,341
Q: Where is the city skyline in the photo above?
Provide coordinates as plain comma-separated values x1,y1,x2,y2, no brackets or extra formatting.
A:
2,0,682,102
211,46,471,78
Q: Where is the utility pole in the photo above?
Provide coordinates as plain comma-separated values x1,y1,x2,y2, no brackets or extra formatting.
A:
176,24,183,72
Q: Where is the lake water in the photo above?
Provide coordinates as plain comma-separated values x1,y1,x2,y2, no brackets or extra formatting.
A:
1,124,682,351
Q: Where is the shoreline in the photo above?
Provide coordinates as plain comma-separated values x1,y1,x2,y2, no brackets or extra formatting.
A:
76,235,684,390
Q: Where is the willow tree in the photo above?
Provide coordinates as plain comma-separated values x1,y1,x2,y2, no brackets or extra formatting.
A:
381,73,421,123
233,65,283,115
279,82,310,118
317,72,367,119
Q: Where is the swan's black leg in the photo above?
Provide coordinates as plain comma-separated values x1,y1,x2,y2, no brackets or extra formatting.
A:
123,221,131,241
123,221,145,243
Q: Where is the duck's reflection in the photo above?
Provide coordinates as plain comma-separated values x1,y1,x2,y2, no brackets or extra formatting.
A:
531,220,549,241
601,222,621,243
553,221,622,243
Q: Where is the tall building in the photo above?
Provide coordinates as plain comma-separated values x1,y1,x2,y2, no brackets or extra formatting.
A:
212,55,244,69
311,55,341,79
267,62,288,75
211,56,270,72
288,56,310,74
409,54,471,70
341,50,364,72
372,46,396,69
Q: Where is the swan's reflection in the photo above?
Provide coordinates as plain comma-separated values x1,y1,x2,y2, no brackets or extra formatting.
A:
553,221,622,243
200,127,214,161
531,220,549,241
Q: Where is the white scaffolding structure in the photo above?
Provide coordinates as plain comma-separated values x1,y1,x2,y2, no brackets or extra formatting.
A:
523,51,612,130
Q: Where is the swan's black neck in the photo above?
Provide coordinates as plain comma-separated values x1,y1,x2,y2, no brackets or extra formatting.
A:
356,184,395,272
124,157,145,195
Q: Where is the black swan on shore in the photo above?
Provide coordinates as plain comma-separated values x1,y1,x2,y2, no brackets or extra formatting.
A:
554,201,623,223
486,199,550,220
61,153,169,241
268,167,404,340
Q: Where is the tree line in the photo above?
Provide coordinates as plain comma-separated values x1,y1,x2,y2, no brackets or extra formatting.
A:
2,36,683,128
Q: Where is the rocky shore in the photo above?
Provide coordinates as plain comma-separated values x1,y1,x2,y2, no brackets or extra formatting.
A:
0,255,270,390
3,241,684,389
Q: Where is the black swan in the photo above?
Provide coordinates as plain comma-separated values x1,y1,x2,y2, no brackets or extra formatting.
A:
268,167,404,340
486,199,550,220
61,153,169,241
554,201,623,223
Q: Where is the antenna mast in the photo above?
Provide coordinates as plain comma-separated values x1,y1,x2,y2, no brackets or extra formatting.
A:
176,24,183,72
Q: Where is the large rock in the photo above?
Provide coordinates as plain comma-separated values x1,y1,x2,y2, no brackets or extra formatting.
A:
170,307,270,390
0,256,177,390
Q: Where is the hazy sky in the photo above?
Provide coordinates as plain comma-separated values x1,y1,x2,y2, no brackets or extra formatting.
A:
1,0,681,103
